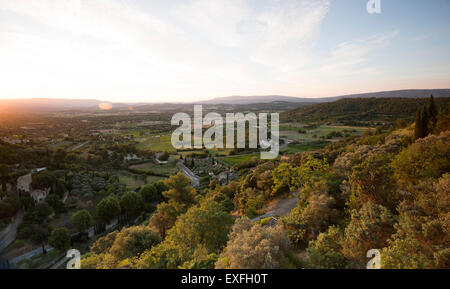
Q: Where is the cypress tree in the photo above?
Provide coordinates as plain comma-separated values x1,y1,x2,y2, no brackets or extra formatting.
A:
414,107,425,139
427,94,438,130
421,105,429,136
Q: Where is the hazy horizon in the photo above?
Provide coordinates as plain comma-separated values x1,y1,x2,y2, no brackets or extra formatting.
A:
1,88,449,107
1,0,449,102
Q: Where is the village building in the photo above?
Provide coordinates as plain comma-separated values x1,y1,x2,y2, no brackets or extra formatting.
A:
16,168,50,204
17,174,32,193
30,189,51,203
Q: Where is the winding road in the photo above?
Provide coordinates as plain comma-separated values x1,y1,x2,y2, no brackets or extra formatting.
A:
252,194,299,222
177,161,200,187
0,209,25,253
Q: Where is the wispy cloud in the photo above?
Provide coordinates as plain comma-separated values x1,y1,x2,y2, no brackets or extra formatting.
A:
320,30,399,76
412,33,433,42
0,0,331,101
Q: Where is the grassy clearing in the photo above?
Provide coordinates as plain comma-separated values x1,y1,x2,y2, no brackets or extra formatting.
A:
129,160,179,175
281,143,327,154
118,172,165,190
280,124,368,142
219,153,260,166
136,134,176,152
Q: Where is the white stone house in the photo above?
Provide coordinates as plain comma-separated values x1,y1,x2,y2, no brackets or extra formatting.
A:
30,188,50,203
17,172,50,203
17,174,32,193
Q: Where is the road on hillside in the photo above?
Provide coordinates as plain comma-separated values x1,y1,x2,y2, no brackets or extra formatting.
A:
177,161,200,187
9,245,53,265
0,209,25,253
252,195,299,222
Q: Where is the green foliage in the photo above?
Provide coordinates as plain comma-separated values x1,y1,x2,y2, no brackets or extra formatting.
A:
395,118,408,129
96,195,121,222
233,187,265,218
139,199,233,269
91,231,119,255
414,106,428,139
120,191,142,216
272,163,298,195
282,97,450,125
306,226,352,269
272,156,329,198
283,180,338,246
150,201,183,238
71,209,93,233
0,163,11,191
392,132,450,183
162,172,198,207
381,174,449,269
427,94,438,129
216,217,293,269
35,202,53,221
435,103,450,134
381,238,428,269
32,170,56,190
415,95,439,139
82,226,161,268
148,173,199,238
109,226,161,260
49,227,71,251
45,194,66,213
17,208,52,243
159,151,170,161
342,202,396,267
0,194,21,219
347,153,398,210
139,184,159,204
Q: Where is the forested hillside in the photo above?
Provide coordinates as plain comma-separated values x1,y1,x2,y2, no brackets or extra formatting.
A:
281,97,450,125
80,96,450,269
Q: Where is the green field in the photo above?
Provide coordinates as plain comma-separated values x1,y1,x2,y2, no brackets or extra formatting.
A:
281,143,327,154
219,153,260,166
280,124,368,142
129,160,179,176
118,172,165,190
136,134,176,152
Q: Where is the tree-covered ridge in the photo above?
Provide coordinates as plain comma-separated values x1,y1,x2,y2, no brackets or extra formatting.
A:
79,96,449,269
282,97,450,125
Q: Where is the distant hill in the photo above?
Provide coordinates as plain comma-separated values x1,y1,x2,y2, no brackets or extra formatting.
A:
0,98,132,112
197,95,318,104
281,97,450,125
200,89,450,104
1,89,449,112
0,98,102,112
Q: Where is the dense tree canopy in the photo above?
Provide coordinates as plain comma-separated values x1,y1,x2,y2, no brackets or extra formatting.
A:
138,199,233,269
49,227,71,251
96,195,121,222
71,209,93,233
216,217,293,269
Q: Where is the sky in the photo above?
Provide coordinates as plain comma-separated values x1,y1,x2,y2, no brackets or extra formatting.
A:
0,0,449,103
